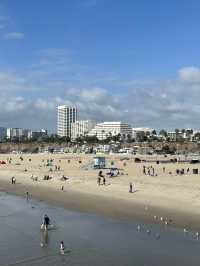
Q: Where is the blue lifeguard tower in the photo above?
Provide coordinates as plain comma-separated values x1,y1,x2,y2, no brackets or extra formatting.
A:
94,156,106,169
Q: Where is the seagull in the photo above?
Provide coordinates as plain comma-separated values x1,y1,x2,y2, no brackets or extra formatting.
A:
155,233,160,240
146,229,151,235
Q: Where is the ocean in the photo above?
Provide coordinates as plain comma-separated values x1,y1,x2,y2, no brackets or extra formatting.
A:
0,192,199,266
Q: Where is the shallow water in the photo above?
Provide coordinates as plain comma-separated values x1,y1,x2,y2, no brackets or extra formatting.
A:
0,192,199,266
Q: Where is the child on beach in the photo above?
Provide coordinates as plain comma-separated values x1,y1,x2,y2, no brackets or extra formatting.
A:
60,241,65,255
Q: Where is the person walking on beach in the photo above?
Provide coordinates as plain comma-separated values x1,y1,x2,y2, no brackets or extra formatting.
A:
26,191,30,201
129,182,133,193
103,176,106,186
143,166,146,175
98,171,104,185
11,176,16,184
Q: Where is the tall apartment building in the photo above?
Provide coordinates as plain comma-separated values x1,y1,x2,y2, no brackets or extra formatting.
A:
88,121,132,140
71,120,96,140
57,105,77,137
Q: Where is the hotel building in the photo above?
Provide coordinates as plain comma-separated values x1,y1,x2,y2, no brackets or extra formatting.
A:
71,120,96,140
57,105,77,137
88,121,132,140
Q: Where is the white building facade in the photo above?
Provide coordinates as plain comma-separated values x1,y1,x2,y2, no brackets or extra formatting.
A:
71,120,96,140
6,128,24,140
57,105,77,137
88,122,132,140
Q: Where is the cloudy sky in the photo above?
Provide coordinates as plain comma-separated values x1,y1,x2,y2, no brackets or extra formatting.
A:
1,0,200,132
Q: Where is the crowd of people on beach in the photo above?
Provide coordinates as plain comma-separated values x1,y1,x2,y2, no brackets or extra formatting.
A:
143,165,156,176
142,164,193,177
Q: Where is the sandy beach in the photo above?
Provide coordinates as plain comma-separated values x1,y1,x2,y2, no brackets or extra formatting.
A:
0,153,200,230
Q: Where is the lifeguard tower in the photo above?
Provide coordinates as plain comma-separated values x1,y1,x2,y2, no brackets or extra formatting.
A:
94,156,106,169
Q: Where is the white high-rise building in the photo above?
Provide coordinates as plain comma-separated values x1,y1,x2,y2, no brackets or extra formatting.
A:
88,122,132,140
57,105,77,137
71,120,96,140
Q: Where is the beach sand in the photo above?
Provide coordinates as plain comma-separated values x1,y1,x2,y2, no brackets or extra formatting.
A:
0,153,200,230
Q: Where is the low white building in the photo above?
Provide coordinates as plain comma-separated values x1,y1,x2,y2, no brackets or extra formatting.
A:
71,120,96,140
29,129,48,140
88,122,132,140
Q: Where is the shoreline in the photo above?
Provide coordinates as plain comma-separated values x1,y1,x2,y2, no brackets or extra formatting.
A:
0,153,200,232
0,178,200,231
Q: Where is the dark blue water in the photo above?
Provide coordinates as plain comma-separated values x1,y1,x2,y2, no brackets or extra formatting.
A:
0,192,199,266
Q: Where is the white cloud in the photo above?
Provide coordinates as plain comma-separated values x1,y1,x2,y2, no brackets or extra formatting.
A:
0,71,28,92
1,47,200,131
0,96,27,113
3,32,24,40
179,66,200,83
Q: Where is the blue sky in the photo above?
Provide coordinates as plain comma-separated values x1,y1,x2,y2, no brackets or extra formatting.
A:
1,0,200,131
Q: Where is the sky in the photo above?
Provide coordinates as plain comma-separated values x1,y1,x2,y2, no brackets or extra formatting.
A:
1,0,200,131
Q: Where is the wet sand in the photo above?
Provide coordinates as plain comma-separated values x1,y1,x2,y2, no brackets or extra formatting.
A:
0,153,200,231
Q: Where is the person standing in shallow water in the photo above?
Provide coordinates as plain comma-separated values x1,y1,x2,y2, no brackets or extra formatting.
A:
26,191,30,201
43,214,50,230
